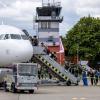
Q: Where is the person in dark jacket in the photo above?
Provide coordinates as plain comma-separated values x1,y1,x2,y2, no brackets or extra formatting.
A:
50,52,57,61
32,36,38,46
89,69,94,85
94,70,99,85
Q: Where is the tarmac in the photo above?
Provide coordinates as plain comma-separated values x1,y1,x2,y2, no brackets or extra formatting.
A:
0,84,100,100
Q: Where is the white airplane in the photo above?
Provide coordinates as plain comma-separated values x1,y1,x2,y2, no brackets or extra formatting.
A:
0,25,33,67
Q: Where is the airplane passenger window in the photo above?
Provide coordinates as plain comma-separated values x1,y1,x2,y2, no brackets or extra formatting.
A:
21,35,28,40
11,34,21,39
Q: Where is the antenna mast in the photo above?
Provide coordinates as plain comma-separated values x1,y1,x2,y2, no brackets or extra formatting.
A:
53,0,55,4
48,0,50,6
42,0,43,6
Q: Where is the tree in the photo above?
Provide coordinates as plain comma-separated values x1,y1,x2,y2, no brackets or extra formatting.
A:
65,16,100,62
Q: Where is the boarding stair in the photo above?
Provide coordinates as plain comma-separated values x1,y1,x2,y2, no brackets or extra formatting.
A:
32,46,80,85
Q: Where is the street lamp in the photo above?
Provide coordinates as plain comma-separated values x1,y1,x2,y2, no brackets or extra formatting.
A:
76,35,80,65
77,43,79,65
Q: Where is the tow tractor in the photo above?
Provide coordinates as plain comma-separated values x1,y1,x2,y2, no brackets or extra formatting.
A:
3,63,38,93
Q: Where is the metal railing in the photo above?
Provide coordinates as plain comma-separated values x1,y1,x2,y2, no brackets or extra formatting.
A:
42,2,61,7
35,16,63,21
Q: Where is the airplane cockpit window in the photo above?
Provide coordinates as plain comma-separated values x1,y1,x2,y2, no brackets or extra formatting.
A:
0,34,5,40
21,35,28,40
4,34,10,40
0,34,29,40
11,34,21,39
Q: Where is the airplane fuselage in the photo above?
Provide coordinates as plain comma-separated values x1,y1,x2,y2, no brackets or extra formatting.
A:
0,25,33,67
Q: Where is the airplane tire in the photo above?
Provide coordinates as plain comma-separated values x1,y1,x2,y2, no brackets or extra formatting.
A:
20,90,24,93
75,82,79,86
11,83,17,93
29,90,34,94
4,82,8,92
66,80,71,86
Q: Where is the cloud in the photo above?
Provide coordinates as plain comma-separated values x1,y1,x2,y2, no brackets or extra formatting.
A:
0,0,41,22
75,0,100,17
60,0,100,35
0,0,100,35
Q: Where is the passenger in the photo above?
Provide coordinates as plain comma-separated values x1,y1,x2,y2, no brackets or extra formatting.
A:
41,42,45,47
29,36,33,44
38,69,41,79
89,69,94,85
49,73,52,79
82,70,88,86
50,52,55,59
50,52,57,61
39,67,43,79
94,70,99,85
54,52,57,61
41,42,50,54
53,41,56,46
32,36,38,46
41,73,44,79
46,47,50,55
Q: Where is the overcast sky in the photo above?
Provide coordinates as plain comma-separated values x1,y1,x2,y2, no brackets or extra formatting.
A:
0,0,100,36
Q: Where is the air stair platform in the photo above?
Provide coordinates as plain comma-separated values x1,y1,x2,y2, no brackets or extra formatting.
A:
33,46,80,85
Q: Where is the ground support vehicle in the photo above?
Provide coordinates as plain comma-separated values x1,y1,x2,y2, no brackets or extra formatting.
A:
3,63,38,93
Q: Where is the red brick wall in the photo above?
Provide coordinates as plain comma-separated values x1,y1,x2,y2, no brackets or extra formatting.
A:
65,56,78,64
48,46,65,65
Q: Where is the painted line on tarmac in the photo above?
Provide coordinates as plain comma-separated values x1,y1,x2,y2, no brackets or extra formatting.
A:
80,97,87,100
72,97,87,100
72,97,78,100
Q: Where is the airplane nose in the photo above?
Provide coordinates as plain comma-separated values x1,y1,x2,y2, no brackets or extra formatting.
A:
0,40,33,66
16,41,33,62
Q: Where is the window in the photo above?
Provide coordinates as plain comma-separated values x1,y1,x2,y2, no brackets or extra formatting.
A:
0,34,5,40
18,65,37,76
41,22,47,29
48,22,51,29
51,11,56,18
10,34,21,39
4,34,9,39
48,36,54,42
21,35,28,40
41,22,51,29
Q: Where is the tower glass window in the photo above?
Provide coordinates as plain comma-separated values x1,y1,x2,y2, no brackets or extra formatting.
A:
41,22,47,29
41,22,51,29
48,36,54,42
51,11,56,18
48,22,51,29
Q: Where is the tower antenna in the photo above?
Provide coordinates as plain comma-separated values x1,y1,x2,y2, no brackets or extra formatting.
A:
53,0,55,4
48,0,50,6
42,0,43,6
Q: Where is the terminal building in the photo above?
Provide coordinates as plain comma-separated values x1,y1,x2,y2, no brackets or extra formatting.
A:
35,1,65,64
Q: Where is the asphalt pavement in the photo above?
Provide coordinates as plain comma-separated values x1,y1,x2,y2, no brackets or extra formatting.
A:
0,86,100,100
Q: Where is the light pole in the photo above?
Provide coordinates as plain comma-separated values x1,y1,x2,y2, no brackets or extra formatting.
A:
77,43,79,65
76,35,80,65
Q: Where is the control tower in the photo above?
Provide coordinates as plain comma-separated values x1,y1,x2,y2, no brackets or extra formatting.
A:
35,0,65,64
